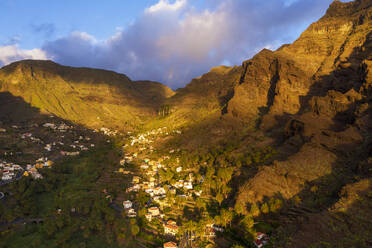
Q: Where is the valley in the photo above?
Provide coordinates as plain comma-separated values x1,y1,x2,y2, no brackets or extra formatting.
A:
0,0,372,248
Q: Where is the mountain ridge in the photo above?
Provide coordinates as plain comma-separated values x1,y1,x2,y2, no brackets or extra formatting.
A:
0,0,371,247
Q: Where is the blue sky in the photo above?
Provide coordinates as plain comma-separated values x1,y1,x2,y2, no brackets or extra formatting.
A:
0,0,341,88
0,1,158,48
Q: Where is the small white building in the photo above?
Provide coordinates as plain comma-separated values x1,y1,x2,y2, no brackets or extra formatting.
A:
164,223,178,236
127,208,136,218
184,182,193,190
154,187,166,195
148,207,160,216
123,200,133,209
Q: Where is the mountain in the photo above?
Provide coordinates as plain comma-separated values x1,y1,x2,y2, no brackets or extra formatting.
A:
0,1,371,247
0,60,174,130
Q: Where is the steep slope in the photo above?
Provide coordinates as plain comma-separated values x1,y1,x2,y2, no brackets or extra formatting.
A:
0,60,174,130
227,0,372,124
142,65,244,147
235,0,372,207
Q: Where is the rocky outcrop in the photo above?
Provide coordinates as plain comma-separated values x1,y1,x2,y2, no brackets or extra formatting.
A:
225,0,372,129
234,0,372,211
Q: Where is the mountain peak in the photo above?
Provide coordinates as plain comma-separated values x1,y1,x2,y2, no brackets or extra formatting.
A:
324,0,372,18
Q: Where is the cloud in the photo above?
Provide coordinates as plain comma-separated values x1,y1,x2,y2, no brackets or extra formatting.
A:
8,0,335,88
31,23,56,37
145,0,187,14
2,35,21,46
0,45,48,67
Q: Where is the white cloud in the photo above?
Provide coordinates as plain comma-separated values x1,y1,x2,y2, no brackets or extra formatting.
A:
0,45,48,67
145,0,187,14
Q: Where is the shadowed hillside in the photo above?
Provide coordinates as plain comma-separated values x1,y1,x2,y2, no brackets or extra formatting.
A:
0,60,174,130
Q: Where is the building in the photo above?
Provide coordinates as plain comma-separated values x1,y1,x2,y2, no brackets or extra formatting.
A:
123,200,133,209
253,232,268,248
163,242,178,248
127,208,137,218
184,182,193,190
44,160,53,167
212,224,224,232
254,239,264,248
1,174,12,180
164,223,178,236
256,232,266,240
174,180,184,188
132,176,140,183
166,220,176,226
154,187,166,195
145,213,152,222
148,207,160,216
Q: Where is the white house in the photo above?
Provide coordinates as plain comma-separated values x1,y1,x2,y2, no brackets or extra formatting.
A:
184,182,193,190
123,200,133,209
164,223,178,236
154,187,166,195
148,207,160,216
127,208,137,218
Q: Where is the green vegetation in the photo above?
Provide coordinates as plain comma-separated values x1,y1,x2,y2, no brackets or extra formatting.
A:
0,142,129,248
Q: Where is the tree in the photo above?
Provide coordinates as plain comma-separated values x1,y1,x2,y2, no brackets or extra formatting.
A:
217,167,233,184
269,198,283,213
234,201,245,215
261,203,269,214
240,216,254,230
117,232,126,240
131,224,140,237
219,209,233,227
232,245,245,248
250,203,260,217
216,193,224,206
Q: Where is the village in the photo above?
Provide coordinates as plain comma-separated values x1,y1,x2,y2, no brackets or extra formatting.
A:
0,116,105,186
114,127,269,248
0,119,268,248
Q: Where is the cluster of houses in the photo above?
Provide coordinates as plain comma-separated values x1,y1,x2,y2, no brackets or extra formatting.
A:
123,200,137,218
118,128,269,248
22,157,54,180
1,120,101,184
42,122,72,132
127,127,181,149
98,127,118,137
16,122,96,156
0,161,23,181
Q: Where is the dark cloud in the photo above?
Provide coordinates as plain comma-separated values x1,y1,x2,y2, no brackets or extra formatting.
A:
42,0,334,89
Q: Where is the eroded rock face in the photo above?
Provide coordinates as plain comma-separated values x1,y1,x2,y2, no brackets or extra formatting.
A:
226,0,372,127
234,0,372,209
